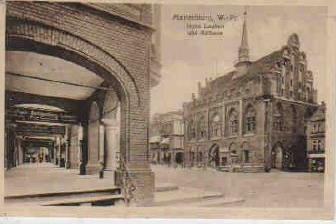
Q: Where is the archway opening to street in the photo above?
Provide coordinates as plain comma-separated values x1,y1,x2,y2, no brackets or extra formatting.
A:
272,143,283,170
208,144,220,168
5,40,129,184
175,152,184,166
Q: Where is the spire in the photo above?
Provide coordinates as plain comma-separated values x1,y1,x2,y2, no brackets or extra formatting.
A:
238,9,249,63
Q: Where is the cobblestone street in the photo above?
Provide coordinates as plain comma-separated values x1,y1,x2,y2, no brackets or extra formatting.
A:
152,165,324,208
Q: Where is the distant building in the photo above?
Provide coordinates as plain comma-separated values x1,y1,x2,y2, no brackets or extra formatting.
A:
306,102,326,172
149,111,184,166
183,12,320,172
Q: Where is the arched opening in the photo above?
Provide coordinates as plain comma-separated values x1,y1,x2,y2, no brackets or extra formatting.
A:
244,105,256,134
197,115,207,139
175,152,184,166
273,103,284,131
210,113,221,138
208,144,220,168
241,142,250,163
227,108,239,136
5,6,154,204
272,143,283,169
5,35,133,191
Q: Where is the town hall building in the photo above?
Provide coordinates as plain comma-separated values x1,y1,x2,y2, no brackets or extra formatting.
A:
183,13,321,172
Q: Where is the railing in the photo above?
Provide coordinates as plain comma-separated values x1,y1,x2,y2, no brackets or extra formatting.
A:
118,155,136,206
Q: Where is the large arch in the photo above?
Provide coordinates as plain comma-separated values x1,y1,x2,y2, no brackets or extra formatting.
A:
6,13,154,205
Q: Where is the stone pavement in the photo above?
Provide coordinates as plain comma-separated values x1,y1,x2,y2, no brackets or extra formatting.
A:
152,164,324,208
5,163,244,207
6,163,323,208
5,163,117,197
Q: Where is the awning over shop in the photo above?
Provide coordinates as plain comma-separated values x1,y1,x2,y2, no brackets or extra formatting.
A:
149,135,161,143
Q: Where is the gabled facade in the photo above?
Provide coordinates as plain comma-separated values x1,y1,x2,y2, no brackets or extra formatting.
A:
183,13,319,172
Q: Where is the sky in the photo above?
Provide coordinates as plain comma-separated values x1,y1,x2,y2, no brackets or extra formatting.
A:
150,5,327,116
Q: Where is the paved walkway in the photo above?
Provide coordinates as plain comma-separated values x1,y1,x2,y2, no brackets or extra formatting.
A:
5,163,324,208
152,165,324,208
5,163,116,197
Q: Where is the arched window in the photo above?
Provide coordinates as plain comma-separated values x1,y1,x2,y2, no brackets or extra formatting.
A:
228,109,239,136
242,142,250,163
273,103,283,131
245,105,256,133
188,120,196,140
210,113,221,137
197,115,207,139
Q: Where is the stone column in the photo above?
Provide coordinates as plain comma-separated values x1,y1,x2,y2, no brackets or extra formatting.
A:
58,137,62,167
65,126,71,169
86,120,101,174
53,144,57,165
18,138,23,165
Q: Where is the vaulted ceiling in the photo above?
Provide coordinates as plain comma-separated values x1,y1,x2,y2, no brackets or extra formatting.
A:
6,51,104,100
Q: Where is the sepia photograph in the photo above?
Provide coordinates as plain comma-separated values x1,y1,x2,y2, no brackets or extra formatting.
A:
2,0,334,221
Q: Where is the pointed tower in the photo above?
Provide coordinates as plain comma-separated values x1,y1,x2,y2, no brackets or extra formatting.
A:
239,11,249,62
234,9,251,76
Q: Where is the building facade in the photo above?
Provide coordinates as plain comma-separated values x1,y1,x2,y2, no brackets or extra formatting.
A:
183,14,320,172
5,2,162,205
306,102,326,172
149,111,184,167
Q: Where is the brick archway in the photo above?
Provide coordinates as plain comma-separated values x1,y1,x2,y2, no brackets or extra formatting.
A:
6,10,154,205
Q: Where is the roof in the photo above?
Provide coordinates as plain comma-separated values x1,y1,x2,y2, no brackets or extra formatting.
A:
209,50,282,91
